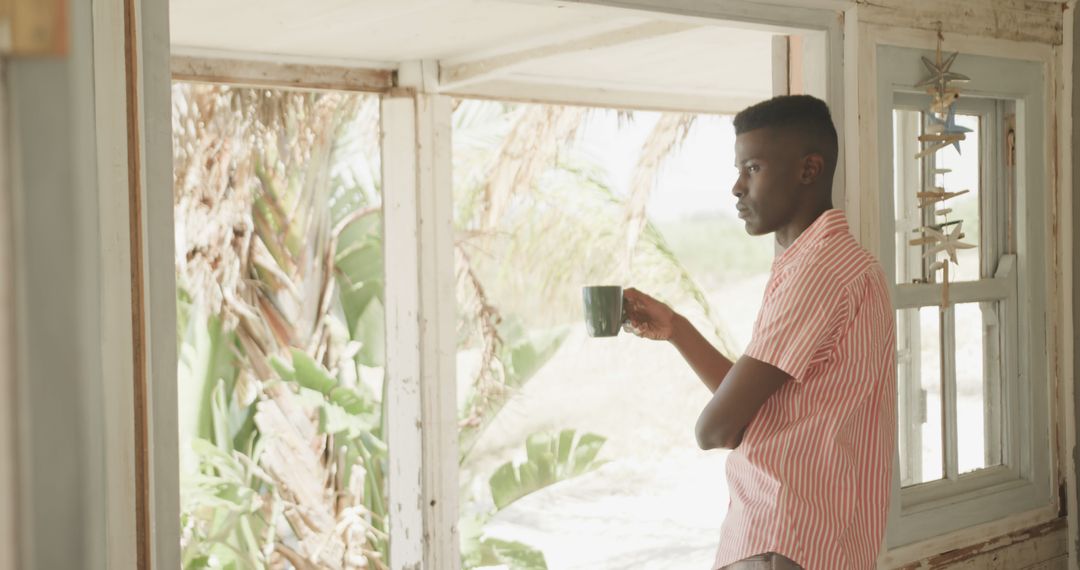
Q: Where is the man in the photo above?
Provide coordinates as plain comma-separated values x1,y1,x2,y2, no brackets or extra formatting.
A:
623,95,895,570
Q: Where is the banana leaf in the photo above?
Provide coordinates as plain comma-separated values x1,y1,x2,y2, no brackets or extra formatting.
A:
489,429,606,510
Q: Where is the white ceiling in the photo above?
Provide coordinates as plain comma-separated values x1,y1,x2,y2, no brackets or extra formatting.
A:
169,0,780,113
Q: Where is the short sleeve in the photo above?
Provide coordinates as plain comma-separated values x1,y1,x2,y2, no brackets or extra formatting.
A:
744,264,849,382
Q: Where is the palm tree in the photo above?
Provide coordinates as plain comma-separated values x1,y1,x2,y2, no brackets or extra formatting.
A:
174,84,387,570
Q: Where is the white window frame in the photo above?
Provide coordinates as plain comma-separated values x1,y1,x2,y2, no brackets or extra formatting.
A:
873,40,1055,552
387,3,848,569
891,95,1011,491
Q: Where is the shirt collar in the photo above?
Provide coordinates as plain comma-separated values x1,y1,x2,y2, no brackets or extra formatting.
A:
772,209,850,271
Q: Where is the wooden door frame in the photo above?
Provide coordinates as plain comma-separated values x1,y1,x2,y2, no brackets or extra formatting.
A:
116,1,1079,568
138,1,846,568
93,0,178,566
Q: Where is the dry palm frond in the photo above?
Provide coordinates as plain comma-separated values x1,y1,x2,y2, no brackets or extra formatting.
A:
623,113,696,268
174,83,384,569
254,387,386,570
452,106,737,434
456,245,507,454
481,105,588,229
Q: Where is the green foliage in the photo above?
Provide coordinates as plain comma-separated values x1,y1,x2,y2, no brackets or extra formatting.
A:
460,514,549,570
459,429,607,569
293,349,376,414
177,314,238,445
489,430,607,510
458,319,571,462
334,213,386,368
287,349,390,559
499,318,568,388
180,380,278,570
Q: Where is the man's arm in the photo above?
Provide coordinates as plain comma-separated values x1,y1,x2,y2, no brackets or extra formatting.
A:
623,288,790,450
668,315,790,450
693,355,789,450
668,314,734,393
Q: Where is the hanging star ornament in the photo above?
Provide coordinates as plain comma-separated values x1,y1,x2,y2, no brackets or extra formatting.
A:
919,221,976,264
908,26,972,307
916,107,972,158
915,50,970,94
928,105,973,153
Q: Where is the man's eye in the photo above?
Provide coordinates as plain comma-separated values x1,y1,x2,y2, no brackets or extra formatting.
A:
748,164,760,173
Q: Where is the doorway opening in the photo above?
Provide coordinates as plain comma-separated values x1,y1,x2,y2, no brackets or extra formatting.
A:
165,2,838,568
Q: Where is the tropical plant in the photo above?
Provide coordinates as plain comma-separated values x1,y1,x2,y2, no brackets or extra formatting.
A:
461,429,609,570
489,429,608,510
174,83,388,569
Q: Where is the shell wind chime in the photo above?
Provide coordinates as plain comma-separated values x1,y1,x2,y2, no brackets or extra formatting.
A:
910,28,975,307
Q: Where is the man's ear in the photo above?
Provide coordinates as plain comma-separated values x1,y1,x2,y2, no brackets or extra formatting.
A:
800,154,825,185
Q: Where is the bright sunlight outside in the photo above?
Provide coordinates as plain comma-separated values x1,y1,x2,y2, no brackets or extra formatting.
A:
452,101,773,569
172,86,775,570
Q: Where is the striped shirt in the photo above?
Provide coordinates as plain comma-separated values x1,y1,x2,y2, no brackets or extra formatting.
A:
713,209,896,570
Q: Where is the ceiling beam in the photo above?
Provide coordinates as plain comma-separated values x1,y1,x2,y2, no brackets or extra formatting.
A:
444,78,759,115
171,55,395,93
438,20,696,91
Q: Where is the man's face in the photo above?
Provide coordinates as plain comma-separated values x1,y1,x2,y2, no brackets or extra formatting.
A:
732,127,804,236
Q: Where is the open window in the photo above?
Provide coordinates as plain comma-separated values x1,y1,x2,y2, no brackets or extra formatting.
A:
160,1,845,568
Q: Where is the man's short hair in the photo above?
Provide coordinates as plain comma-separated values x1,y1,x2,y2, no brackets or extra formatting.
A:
734,95,838,179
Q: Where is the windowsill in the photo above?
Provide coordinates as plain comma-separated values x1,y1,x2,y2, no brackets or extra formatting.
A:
879,505,1060,567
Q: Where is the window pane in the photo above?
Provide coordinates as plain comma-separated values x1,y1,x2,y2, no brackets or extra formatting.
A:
955,302,1002,474
174,85,388,567
931,114,981,282
897,306,944,486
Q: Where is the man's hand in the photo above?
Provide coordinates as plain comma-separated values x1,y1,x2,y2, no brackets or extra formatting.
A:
623,287,676,341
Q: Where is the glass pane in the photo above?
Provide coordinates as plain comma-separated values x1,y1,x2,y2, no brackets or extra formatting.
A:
931,114,981,282
893,109,923,284
897,306,944,486
173,85,388,567
955,302,1002,474
454,103,772,568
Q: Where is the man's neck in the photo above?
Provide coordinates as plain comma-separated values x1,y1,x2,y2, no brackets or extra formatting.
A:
775,203,833,249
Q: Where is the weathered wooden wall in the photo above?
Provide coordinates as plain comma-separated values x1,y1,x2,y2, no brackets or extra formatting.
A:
895,519,1068,569
857,0,1064,45
854,1,1073,569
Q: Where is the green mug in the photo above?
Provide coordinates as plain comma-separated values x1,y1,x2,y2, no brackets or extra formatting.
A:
582,285,625,337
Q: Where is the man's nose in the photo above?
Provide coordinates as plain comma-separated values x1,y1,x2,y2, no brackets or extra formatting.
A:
731,178,745,198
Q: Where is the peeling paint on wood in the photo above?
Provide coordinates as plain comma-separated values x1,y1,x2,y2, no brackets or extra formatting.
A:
382,95,426,570
171,56,394,93
894,518,1067,569
857,0,1064,45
